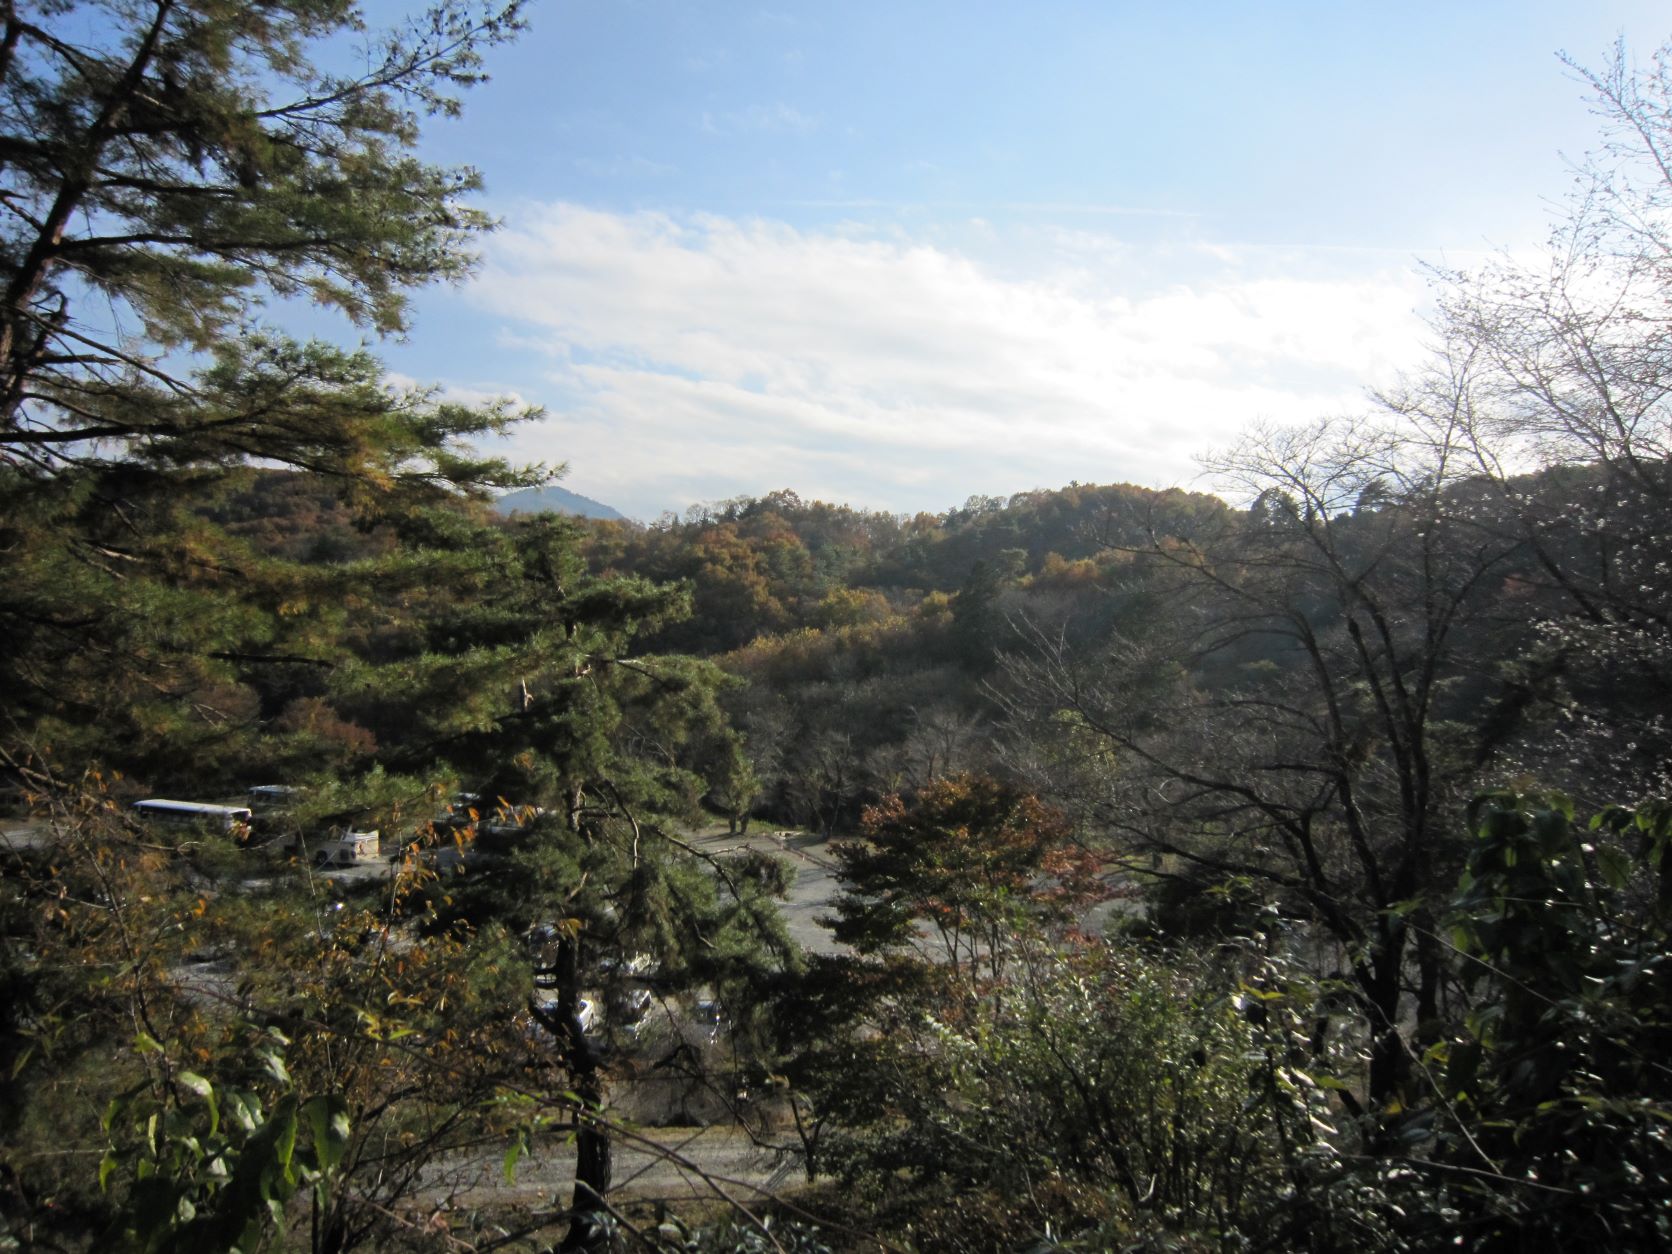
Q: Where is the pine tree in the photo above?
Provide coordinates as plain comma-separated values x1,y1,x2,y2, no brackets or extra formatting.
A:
0,0,524,472
0,0,540,790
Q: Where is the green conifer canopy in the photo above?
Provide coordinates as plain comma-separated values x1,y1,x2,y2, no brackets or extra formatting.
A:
0,0,528,483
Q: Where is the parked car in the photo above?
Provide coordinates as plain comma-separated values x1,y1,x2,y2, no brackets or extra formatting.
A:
681,995,726,1045
532,996,597,1037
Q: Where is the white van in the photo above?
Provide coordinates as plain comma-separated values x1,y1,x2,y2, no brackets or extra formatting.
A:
315,829,380,866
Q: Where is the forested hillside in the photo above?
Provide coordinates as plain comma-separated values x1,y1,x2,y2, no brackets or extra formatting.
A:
578,483,1232,834
4,3,1672,1252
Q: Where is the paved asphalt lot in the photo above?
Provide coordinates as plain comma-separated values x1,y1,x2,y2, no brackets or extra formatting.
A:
684,826,845,955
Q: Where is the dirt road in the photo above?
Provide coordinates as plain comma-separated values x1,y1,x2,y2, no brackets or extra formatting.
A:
420,1124,803,1211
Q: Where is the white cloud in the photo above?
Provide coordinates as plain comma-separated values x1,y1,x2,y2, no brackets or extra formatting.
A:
383,373,534,413
466,203,1432,518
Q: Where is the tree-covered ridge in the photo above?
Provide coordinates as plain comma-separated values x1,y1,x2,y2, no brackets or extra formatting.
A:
579,481,1227,649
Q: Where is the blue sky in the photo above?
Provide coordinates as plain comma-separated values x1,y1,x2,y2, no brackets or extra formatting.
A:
351,1,1671,519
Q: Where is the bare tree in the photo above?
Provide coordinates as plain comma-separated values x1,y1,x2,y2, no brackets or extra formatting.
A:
1385,37,1672,799
896,705,988,791
1007,415,1526,1116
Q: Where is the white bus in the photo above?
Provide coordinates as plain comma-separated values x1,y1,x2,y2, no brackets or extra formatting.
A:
132,799,253,835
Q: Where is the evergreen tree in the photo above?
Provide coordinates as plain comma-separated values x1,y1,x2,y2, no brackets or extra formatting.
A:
0,5,792,1246
0,0,539,793
0,0,524,470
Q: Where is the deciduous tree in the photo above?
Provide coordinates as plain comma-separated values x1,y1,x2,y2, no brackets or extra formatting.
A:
1007,418,1526,1114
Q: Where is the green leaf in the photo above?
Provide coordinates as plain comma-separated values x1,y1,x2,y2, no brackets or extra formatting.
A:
257,1048,291,1086
177,1070,220,1140
503,1130,528,1184
225,1090,259,1134
1596,844,1633,891
301,1094,351,1175
271,1098,298,1185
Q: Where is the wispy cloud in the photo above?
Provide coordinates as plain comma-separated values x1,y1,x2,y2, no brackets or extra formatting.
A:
770,198,1202,219
572,153,676,179
1001,201,1203,219
684,49,730,72
702,102,819,135
467,204,1430,518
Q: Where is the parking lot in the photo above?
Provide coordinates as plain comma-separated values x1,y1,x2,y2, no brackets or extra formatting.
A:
684,825,844,955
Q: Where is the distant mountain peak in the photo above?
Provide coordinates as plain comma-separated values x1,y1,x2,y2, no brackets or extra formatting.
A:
495,484,627,522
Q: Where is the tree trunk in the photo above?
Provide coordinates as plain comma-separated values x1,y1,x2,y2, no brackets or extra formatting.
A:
1413,913,1442,1044
1361,924,1409,1147
552,934,612,1253
560,1070,612,1254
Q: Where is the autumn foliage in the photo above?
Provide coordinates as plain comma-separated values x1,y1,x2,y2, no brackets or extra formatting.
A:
829,774,1104,985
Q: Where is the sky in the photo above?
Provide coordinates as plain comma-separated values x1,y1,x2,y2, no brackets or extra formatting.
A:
350,0,1672,521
